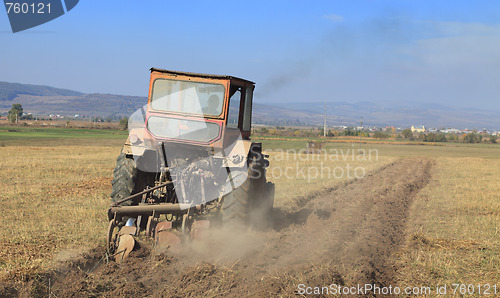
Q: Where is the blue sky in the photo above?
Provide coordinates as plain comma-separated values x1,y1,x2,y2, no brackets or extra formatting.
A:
1,1,499,109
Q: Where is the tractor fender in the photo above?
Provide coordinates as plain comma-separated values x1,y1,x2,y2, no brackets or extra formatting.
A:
221,139,252,168
122,142,146,156
122,127,150,157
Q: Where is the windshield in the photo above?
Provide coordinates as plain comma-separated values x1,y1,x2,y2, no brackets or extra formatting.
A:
147,116,220,143
151,79,225,116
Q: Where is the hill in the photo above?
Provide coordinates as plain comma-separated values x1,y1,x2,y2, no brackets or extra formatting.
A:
0,81,498,129
0,81,146,117
269,101,500,129
0,81,83,101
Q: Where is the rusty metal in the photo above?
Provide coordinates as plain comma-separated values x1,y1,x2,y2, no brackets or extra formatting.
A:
155,221,172,240
108,203,195,220
106,219,117,250
135,193,149,236
150,68,255,84
190,220,210,241
146,210,159,238
110,181,173,207
146,215,156,238
114,234,135,263
181,209,190,234
118,226,137,236
155,221,181,248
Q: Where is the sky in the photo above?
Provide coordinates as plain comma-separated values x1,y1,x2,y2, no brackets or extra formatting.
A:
1,0,499,110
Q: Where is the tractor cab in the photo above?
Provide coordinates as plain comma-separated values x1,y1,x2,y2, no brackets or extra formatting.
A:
144,68,254,148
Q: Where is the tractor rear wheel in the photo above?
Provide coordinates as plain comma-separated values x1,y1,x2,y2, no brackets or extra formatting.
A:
222,171,251,226
222,162,274,227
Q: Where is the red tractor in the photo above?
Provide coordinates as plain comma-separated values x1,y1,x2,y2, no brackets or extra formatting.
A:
107,68,274,260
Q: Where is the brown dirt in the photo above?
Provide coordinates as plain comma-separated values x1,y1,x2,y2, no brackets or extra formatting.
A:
47,177,111,198
0,158,433,297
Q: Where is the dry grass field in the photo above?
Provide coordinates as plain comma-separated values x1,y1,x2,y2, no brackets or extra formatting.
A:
264,146,395,208
397,157,500,289
0,127,498,295
0,145,120,279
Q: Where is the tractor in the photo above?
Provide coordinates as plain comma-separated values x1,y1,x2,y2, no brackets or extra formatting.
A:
107,68,274,261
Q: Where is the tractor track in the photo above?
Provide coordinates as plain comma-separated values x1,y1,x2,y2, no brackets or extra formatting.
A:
2,157,433,297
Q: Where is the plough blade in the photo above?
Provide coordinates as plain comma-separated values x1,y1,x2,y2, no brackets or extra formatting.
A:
190,220,210,241
114,234,135,263
155,221,181,248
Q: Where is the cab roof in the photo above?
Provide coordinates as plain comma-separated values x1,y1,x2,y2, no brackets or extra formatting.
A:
150,68,255,85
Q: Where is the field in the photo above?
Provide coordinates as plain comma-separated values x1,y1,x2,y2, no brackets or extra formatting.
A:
0,126,498,296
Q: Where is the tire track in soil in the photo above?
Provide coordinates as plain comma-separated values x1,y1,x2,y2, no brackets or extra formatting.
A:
1,157,433,297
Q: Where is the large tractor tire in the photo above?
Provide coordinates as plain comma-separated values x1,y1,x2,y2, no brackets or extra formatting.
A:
110,153,153,206
222,161,274,227
248,180,275,229
222,171,251,226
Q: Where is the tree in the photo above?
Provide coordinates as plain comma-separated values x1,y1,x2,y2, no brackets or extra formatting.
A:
464,133,480,143
8,103,23,123
343,127,358,136
119,116,129,130
401,129,413,139
373,131,389,139
490,135,497,144
435,133,447,142
447,134,458,142
426,132,437,142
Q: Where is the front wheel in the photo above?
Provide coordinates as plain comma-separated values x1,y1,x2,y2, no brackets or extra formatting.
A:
110,153,154,206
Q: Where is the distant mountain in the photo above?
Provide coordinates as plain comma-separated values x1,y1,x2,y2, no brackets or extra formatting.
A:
0,81,146,117
0,81,83,101
0,81,498,129
266,101,500,129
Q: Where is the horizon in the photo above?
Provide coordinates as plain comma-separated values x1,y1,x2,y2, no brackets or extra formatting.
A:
1,78,500,115
1,79,499,130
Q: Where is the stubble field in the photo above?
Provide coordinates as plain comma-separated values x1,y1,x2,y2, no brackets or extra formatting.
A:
0,127,498,296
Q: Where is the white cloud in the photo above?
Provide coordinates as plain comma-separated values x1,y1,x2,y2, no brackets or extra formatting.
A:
425,21,500,37
324,14,344,23
375,21,500,107
400,21,500,70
